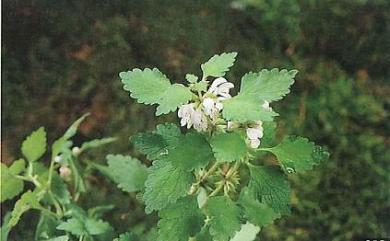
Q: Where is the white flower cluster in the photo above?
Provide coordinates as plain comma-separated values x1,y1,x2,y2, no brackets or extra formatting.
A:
178,77,234,132
178,76,273,149
245,101,272,148
246,121,264,148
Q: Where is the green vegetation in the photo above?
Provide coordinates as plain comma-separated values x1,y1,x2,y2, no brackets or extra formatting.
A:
2,0,389,240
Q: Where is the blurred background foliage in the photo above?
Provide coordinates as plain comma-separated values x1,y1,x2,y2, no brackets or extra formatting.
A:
2,0,389,240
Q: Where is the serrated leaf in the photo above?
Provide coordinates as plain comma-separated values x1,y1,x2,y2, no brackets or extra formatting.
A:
204,196,241,241
239,188,281,227
120,68,192,115
104,154,148,193
80,137,117,151
1,163,24,202
239,69,297,102
143,160,194,213
9,191,42,228
192,81,208,92
157,197,204,241
222,69,297,122
210,132,247,163
247,165,291,215
223,95,278,122
201,52,237,77
186,74,198,83
230,222,260,241
260,121,276,148
132,123,182,160
269,136,329,174
9,159,26,175
167,132,213,171
21,127,47,162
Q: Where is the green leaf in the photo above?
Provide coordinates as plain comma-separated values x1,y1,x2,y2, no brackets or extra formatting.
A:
57,217,111,236
80,137,117,151
45,236,69,241
239,188,281,227
63,113,89,140
167,132,213,171
88,205,115,219
230,222,260,241
269,136,329,174
113,232,138,241
260,121,276,148
9,159,26,175
51,174,71,205
9,191,42,228
247,165,291,215
210,132,247,163
35,213,61,240
57,218,85,236
1,163,24,202
201,52,237,77
239,69,297,102
21,127,47,162
120,68,192,115
1,212,11,241
222,69,297,122
204,196,241,241
186,74,198,83
132,124,182,160
104,154,148,192
143,160,194,214
191,81,208,92
222,95,278,122
157,197,204,241
84,218,111,235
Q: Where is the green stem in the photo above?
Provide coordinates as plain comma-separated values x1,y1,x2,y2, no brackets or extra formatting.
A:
47,155,56,188
209,183,224,197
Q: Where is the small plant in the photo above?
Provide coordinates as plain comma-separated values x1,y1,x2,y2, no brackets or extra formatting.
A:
1,52,329,241
1,114,117,241
111,52,329,240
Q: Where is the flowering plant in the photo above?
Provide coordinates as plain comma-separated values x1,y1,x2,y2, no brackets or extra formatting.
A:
116,52,329,240
1,52,329,241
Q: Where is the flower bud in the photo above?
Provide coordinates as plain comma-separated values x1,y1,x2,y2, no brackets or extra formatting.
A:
54,155,62,163
59,166,72,181
72,146,81,156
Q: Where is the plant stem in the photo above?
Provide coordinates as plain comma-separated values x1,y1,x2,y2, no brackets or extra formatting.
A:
209,183,224,197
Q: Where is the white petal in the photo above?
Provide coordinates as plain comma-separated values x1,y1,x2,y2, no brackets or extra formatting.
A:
250,139,260,148
246,128,262,140
262,101,272,111
208,77,227,93
215,102,223,110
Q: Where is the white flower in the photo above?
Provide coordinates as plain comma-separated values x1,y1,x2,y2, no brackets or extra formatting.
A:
246,121,264,148
202,97,223,122
178,103,208,132
208,77,234,100
192,109,208,132
262,101,272,111
178,103,196,128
